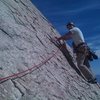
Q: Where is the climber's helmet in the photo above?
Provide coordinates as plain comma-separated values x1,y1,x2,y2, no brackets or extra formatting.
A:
66,22,75,29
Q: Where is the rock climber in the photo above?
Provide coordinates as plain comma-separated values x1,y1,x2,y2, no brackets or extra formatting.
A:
56,22,97,83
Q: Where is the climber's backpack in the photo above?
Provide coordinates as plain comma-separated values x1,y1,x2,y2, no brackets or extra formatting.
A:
72,42,98,61
87,48,98,61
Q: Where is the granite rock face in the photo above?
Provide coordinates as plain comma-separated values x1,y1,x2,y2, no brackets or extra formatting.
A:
0,0,100,100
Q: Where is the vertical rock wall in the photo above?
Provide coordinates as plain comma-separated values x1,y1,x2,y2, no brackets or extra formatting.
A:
0,0,100,100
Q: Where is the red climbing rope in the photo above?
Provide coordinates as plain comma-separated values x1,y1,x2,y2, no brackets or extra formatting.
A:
0,47,61,83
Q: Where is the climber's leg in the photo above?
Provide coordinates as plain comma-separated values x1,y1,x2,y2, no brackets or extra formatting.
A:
76,53,96,82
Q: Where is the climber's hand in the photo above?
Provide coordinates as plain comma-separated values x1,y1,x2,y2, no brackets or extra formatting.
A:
54,37,61,42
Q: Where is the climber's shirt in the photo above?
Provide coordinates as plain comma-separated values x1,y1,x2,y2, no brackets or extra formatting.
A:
70,27,85,46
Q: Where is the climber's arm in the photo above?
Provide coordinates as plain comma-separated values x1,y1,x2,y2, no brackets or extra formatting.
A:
57,31,72,41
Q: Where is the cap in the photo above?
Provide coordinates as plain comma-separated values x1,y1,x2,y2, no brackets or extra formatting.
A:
66,22,75,27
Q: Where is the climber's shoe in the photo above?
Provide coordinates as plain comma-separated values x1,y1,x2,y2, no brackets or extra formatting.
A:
88,78,97,84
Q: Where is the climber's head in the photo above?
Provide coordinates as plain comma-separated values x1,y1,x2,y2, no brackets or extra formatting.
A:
66,22,75,29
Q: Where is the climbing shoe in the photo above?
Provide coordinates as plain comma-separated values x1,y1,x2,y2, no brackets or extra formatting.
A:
88,78,97,84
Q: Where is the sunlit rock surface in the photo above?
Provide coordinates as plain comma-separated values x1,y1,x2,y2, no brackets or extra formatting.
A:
0,0,100,100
